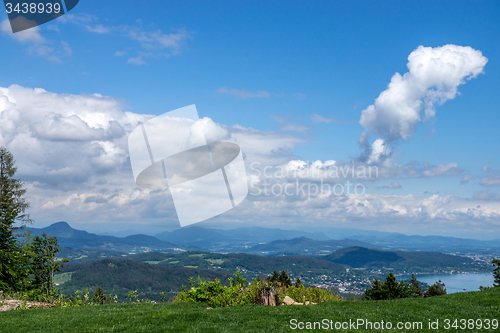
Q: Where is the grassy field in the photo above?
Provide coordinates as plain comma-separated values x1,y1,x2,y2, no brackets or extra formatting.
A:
1,288,498,332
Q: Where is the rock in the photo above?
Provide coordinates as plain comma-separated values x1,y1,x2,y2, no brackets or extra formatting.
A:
283,296,296,305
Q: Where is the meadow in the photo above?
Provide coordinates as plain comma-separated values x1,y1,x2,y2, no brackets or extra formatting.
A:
1,287,498,332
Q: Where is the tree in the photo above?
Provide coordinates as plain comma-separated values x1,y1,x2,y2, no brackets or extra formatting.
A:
278,270,292,287
384,273,399,299
363,278,385,300
363,273,420,300
492,259,500,287
0,146,32,291
425,280,446,297
29,232,68,295
409,274,424,297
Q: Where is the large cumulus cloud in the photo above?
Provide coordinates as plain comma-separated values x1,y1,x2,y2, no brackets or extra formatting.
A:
359,44,488,160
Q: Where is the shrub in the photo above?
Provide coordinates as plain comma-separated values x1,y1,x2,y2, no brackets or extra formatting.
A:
173,271,340,307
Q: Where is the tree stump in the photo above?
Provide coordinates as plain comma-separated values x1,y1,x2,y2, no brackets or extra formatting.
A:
258,286,278,306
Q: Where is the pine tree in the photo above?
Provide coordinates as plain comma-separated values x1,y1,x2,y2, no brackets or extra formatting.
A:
0,146,32,291
409,274,424,297
492,259,500,287
363,278,384,300
383,273,399,299
425,280,446,297
278,270,292,287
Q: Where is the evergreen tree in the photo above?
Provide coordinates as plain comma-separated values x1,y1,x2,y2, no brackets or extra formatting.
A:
383,273,399,299
363,278,384,300
295,278,303,288
267,270,280,285
278,270,292,287
0,146,32,291
363,273,416,300
29,232,68,295
409,274,424,297
492,259,500,287
425,280,446,297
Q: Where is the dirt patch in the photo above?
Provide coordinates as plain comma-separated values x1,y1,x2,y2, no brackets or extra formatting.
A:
0,300,53,312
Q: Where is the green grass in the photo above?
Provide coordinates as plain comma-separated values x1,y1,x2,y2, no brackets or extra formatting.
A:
1,288,498,332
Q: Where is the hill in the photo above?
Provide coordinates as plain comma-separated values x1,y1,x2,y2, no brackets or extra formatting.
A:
1,288,499,332
245,236,376,255
25,222,195,254
60,251,348,285
57,259,229,301
322,246,483,273
155,226,330,251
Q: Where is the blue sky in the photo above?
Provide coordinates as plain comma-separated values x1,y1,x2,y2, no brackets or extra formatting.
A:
1,1,500,238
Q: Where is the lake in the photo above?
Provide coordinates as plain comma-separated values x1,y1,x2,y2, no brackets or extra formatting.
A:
397,273,494,294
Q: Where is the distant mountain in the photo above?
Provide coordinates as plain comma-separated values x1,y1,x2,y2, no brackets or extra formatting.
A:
155,226,330,250
349,234,500,252
25,222,193,253
322,246,485,273
244,237,377,255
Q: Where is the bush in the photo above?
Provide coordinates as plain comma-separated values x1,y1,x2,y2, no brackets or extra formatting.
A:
173,272,341,307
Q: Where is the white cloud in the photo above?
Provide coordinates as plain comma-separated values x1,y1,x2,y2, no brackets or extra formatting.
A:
114,51,127,57
85,24,112,34
480,174,500,187
1,19,72,62
482,165,492,173
127,56,147,65
391,182,402,189
421,163,462,177
311,114,355,124
473,190,500,200
128,28,189,53
359,45,488,148
460,174,474,185
280,124,310,132
216,88,271,99
57,14,190,62
1,18,45,43
294,93,307,100
367,138,392,164
2,84,498,235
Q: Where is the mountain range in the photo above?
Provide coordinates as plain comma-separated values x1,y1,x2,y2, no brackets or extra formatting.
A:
24,221,500,256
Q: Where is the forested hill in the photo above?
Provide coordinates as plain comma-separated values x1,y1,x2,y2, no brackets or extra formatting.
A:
58,259,229,302
322,246,480,272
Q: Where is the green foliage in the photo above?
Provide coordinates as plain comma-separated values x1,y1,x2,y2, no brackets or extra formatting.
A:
0,147,68,299
174,271,340,307
27,232,69,295
493,258,500,287
363,273,426,300
92,286,107,304
0,146,32,291
425,280,447,297
409,273,424,297
57,259,228,302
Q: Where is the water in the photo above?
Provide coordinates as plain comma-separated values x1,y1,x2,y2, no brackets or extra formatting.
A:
397,273,494,294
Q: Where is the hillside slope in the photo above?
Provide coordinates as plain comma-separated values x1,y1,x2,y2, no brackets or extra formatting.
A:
1,288,498,333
